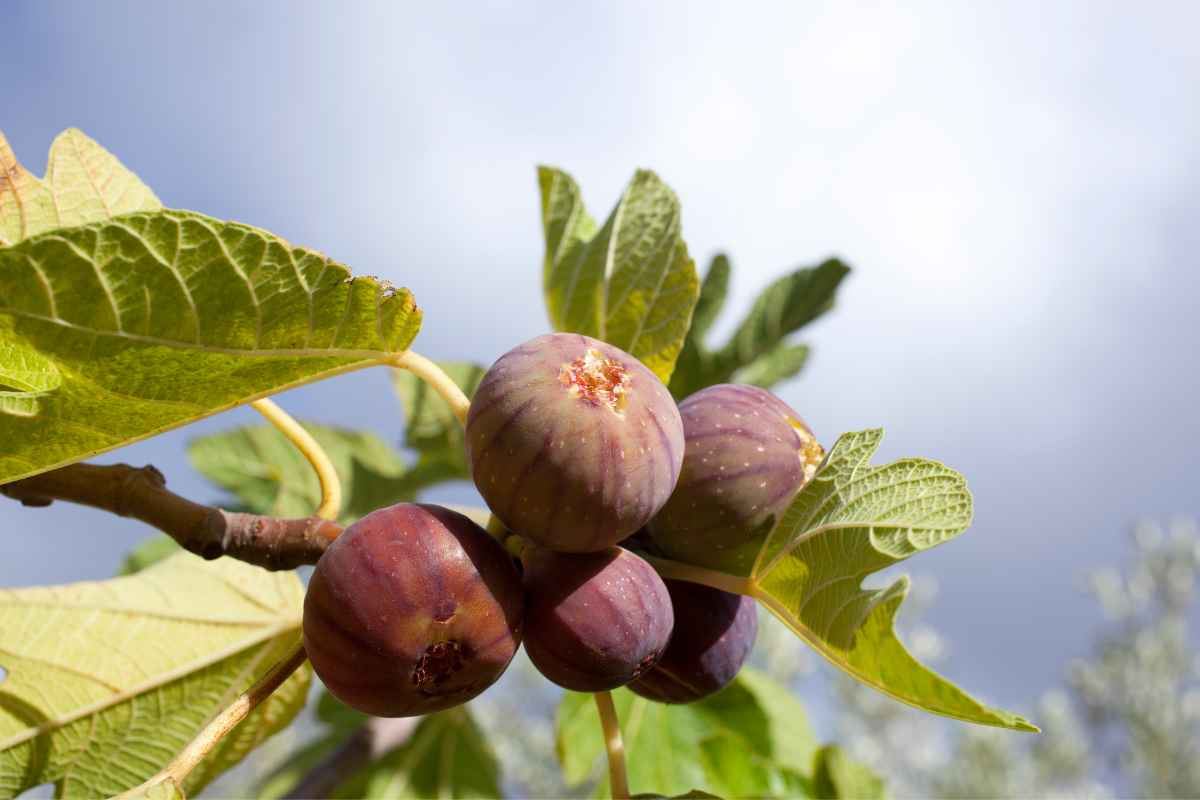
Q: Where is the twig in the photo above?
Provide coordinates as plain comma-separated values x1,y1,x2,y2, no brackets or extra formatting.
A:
115,642,310,799
1,462,340,570
594,691,630,800
392,350,471,424
251,397,342,520
283,716,419,799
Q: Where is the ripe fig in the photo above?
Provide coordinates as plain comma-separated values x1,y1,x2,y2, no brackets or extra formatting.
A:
303,503,523,717
628,580,758,704
466,333,684,553
648,384,823,572
522,545,674,692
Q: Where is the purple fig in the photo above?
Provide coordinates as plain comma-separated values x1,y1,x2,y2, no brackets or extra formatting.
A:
303,503,523,717
629,580,758,703
648,384,823,571
466,333,684,553
522,545,674,691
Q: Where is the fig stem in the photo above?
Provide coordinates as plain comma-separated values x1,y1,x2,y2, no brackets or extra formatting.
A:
642,554,755,596
251,397,343,521
115,641,309,798
594,691,630,800
392,350,471,426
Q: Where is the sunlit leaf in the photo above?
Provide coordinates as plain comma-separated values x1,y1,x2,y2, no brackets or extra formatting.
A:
0,551,310,798
117,535,182,575
539,167,699,383
0,129,421,483
653,429,1037,732
0,128,161,247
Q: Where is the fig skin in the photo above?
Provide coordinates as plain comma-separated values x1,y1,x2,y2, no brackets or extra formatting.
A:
628,580,758,704
648,384,823,572
466,333,684,553
522,545,674,692
303,503,523,717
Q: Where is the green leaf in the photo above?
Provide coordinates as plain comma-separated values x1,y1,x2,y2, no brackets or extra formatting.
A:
718,259,848,370
117,535,182,575
688,254,731,341
0,207,422,484
189,422,421,523
0,128,161,248
333,708,501,799
538,167,700,383
391,359,484,478
556,669,817,798
657,429,1038,732
0,551,311,798
732,342,810,389
668,258,848,398
114,775,186,800
254,731,352,800
812,745,886,800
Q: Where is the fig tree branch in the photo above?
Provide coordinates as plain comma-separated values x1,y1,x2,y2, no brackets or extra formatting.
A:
0,462,341,570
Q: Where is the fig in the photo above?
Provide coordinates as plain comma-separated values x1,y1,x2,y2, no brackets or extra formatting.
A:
648,384,823,571
522,545,674,691
629,580,758,703
303,503,523,717
466,333,684,553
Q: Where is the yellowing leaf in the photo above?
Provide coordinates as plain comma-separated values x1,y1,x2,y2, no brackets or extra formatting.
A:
0,207,421,483
0,551,310,798
0,128,161,247
539,167,699,383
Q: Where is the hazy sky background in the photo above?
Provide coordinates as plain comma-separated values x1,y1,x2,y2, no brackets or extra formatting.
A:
2,0,1197,744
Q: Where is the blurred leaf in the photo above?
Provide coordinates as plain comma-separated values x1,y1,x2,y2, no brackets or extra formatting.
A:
391,359,484,478
254,731,352,800
732,342,810,389
0,551,311,798
556,669,817,798
812,745,886,800
0,128,421,485
0,128,161,247
117,534,182,575
316,688,369,731
189,422,449,524
653,429,1038,732
668,258,848,398
113,776,186,800
538,166,700,383
333,708,501,799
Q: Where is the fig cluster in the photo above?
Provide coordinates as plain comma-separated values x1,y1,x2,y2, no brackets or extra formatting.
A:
302,333,823,716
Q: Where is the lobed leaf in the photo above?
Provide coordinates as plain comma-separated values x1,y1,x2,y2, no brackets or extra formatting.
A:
0,551,310,798
0,130,422,484
659,429,1037,732
0,128,161,248
556,669,818,798
538,167,700,383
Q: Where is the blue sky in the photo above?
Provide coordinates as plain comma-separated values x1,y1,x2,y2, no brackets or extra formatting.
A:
2,0,1197,729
